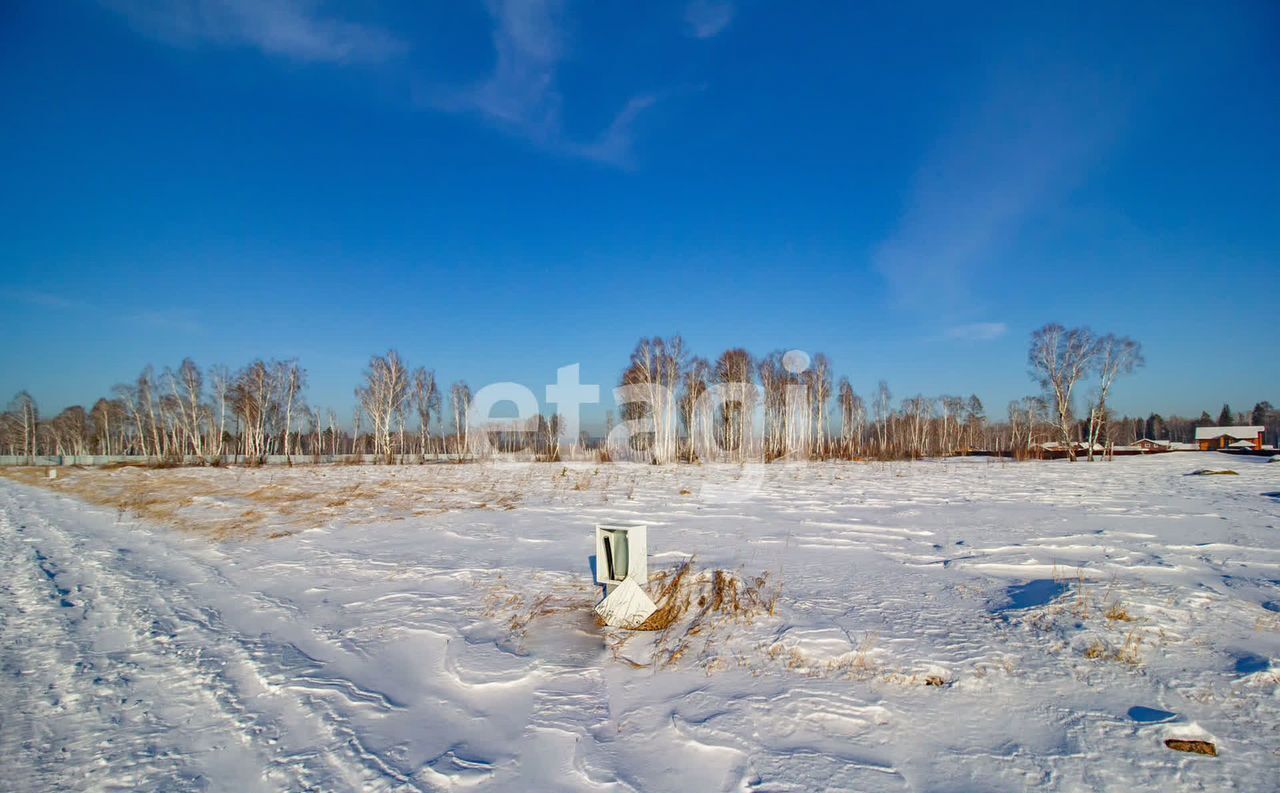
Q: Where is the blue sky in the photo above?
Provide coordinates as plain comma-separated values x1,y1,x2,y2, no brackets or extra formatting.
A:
1,1,1277,428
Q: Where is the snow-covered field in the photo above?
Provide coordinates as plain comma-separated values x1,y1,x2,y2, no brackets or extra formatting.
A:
1,455,1277,792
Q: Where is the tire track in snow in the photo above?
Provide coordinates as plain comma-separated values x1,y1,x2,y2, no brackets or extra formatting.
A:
0,492,270,791
0,483,430,792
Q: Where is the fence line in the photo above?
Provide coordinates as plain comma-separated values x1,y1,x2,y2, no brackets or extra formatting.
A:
0,454,471,467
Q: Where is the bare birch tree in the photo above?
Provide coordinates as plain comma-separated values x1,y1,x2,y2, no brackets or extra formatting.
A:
277,360,305,463
713,348,755,460
231,360,274,463
873,381,892,457
208,365,230,461
806,353,833,458
757,353,788,460
837,378,865,457
412,367,439,460
679,356,710,461
6,392,39,461
356,351,410,463
1028,324,1099,461
1086,335,1144,460
618,336,686,464
449,381,472,458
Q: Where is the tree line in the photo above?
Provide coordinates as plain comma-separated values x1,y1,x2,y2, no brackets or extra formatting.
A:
2,325,1275,464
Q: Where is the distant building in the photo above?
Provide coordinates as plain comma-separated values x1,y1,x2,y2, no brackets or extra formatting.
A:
1033,441,1103,455
1132,438,1170,452
1194,425,1264,451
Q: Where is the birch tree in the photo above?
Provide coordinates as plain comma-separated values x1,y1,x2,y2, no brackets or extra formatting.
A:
757,353,788,460
713,348,755,460
6,392,39,461
135,367,163,460
356,351,410,463
964,395,985,451
540,414,562,462
806,353,833,458
678,356,710,461
837,378,865,457
873,381,892,457
449,381,472,458
412,367,439,460
113,382,148,457
89,398,119,455
277,360,305,463
208,365,230,461
1086,335,1144,460
618,336,686,464
50,406,90,456
170,358,205,458
231,360,274,463
1028,324,1099,461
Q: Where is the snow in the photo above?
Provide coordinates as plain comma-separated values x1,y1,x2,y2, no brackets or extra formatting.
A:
1,454,1278,791
1194,426,1263,440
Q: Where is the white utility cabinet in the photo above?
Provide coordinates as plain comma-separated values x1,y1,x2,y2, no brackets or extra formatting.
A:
594,522,648,591
594,578,657,629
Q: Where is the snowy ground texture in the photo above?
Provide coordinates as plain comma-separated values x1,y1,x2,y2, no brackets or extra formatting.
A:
1,454,1278,792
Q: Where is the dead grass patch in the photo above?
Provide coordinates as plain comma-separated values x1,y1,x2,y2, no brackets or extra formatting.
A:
822,632,879,679
0,465,530,540
1165,739,1217,756
1082,628,1144,665
577,559,784,670
634,560,778,633
482,575,600,653
1105,603,1134,622
1114,628,1144,665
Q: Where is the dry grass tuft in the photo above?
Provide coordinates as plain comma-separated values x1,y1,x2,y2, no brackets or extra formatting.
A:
829,632,879,679
484,579,600,648
595,559,782,669
634,561,777,634
1068,568,1090,618
1165,739,1217,756
507,594,556,635
634,559,696,631
1082,628,1144,665
1105,602,1134,622
1114,628,1144,665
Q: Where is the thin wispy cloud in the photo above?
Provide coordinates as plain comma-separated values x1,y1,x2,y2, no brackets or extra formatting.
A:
458,0,565,131
873,65,1120,313
131,309,204,335
945,322,1008,342
103,0,674,167
3,289,200,333
566,94,660,165
684,0,735,39
430,0,659,166
0,289,82,310
102,0,406,64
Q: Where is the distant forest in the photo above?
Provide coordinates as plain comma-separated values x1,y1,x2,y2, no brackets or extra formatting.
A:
3,325,1276,463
